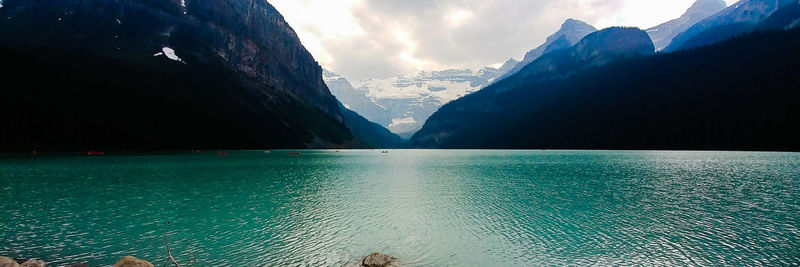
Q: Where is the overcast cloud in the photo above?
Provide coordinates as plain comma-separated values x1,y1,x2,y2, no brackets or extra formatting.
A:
270,0,737,80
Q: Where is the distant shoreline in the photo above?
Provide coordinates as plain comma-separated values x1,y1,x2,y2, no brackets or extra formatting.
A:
1,149,797,158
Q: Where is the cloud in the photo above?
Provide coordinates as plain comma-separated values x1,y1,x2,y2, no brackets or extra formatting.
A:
270,0,738,80
445,9,474,27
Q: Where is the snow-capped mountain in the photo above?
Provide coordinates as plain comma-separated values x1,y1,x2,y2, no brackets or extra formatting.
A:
647,0,728,50
325,62,517,136
323,70,391,126
496,19,597,82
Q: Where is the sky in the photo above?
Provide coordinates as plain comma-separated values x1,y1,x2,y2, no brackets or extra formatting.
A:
270,0,738,80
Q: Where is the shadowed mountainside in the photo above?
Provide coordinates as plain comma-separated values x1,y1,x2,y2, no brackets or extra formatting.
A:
411,28,800,151
496,19,597,82
647,0,727,50
0,0,393,151
665,0,796,51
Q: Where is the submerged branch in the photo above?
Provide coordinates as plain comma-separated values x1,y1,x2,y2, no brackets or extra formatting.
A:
164,221,181,267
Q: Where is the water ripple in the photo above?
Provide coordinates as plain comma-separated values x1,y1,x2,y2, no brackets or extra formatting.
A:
0,150,798,266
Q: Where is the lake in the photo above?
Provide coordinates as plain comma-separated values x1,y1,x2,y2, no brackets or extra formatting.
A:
1,150,799,266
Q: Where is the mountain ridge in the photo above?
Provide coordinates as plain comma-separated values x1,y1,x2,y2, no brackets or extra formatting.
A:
647,0,728,50
411,27,800,150
324,64,515,136
495,18,597,82
487,27,654,94
0,0,387,151
664,0,796,51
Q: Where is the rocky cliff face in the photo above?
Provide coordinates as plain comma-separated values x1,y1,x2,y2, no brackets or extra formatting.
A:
187,0,341,119
1,0,340,120
571,27,655,64
647,0,727,50
0,0,357,150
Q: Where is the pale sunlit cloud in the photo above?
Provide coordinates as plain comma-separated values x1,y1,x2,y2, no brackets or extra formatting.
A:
445,9,474,27
269,0,740,80
394,29,433,69
269,0,364,66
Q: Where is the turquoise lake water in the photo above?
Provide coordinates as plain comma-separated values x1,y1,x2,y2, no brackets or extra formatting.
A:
1,150,799,266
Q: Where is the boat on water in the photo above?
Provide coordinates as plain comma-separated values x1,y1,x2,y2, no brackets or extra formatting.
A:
217,151,229,156
87,151,104,156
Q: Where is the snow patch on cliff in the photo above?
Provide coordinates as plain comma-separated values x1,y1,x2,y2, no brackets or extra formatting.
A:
388,117,418,133
154,47,185,64
353,71,483,103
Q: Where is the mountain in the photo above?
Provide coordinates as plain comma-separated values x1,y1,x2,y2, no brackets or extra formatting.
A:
543,35,572,55
490,27,655,92
664,0,796,51
0,0,372,151
323,70,391,126
411,28,800,150
339,103,404,149
756,0,800,30
324,65,514,137
647,0,727,50
492,58,521,82
496,19,597,81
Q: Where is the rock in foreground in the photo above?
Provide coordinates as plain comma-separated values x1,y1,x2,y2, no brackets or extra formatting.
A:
0,257,20,267
19,259,45,267
114,256,153,267
362,252,398,267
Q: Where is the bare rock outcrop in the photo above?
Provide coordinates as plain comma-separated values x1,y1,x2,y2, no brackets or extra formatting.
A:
362,252,398,267
19,259,45,267
114,256,154,267
0,257,20,267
